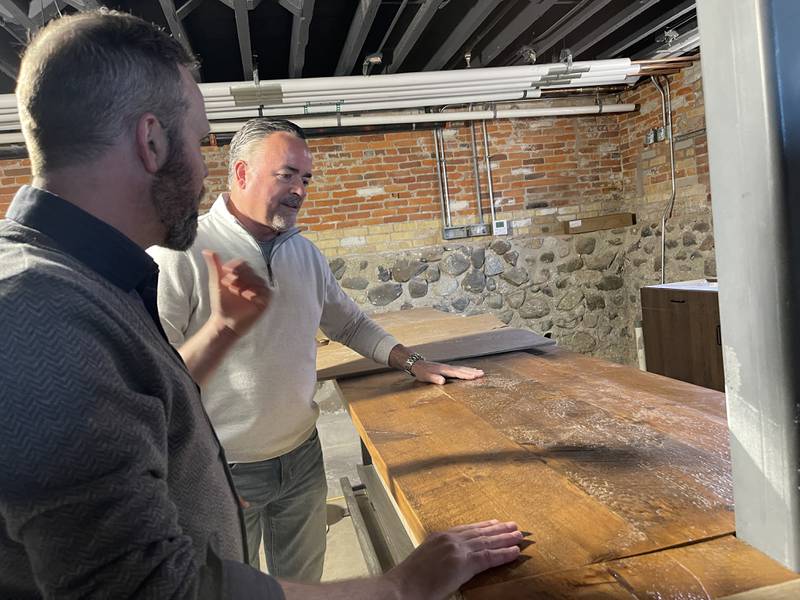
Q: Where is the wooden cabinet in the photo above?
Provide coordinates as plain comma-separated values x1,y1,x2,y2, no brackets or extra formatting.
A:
641,280,725,392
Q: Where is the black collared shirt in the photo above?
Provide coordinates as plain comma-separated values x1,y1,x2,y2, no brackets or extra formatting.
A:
6,185,166,335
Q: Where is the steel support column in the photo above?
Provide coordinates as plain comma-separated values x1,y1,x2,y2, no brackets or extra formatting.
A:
697,0,800,571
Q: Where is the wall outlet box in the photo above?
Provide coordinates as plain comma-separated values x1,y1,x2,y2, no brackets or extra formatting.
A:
493,220,509,235
442,226,468,240
467,223,490,237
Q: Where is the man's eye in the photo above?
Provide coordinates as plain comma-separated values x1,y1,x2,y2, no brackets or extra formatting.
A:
277,173,292,180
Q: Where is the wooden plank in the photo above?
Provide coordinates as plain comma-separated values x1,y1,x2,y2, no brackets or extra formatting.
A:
340,372,664,584
318,328,554,380
561,212,636,234
439,352,734,562
477,350,730,452
721,578,800,600
464,535,799,599
317,309,513,379
338,348,755,593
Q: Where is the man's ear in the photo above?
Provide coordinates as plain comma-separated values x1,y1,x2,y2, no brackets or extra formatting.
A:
136,113,168,174
234,159,248,190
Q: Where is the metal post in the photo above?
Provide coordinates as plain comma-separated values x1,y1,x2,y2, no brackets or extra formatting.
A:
480,119,497,225
697,0,800,571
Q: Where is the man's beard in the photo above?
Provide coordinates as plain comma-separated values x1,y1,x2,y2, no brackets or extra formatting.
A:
151,136,205,251
268,196,301,233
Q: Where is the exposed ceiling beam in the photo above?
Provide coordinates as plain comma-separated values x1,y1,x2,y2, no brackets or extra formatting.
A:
233,0,253,80
0,17,27,44
159,0,196,58
0,32,19,79
0,1,37,32
473,0,557,68
278,0,301,15
571,0,662,58
29,0,68,24
424,0,496,71
335,0,380,76
63,0,101,9
288,0,314,78
217,0,262,9
598,0,695,59
386,0,439,74
530,0,616,61
177,0,205,20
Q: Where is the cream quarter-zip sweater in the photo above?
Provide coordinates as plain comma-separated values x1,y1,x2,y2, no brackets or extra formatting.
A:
149,194,399,462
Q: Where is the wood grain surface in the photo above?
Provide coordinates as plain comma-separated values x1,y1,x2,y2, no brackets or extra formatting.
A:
316,308,552,380
337,347,799,598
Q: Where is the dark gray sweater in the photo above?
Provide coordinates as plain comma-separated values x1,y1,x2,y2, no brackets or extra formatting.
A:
0,187,284,599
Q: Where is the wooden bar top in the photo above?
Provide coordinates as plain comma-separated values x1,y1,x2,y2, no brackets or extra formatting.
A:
337,347,799,598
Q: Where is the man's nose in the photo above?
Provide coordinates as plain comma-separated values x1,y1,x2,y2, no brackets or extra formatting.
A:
291,181,306,197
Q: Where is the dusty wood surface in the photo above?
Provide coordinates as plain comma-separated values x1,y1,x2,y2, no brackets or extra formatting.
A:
720,578,800,600
319,328,555,380
337,347,799,598
465,535,799,599
316,308,552,380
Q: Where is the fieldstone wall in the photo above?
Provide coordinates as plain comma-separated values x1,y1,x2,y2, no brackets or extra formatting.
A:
329,209,715,366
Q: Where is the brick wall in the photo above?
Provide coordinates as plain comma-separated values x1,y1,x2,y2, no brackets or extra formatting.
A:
618,61,709,221
0,63,708,254
0,158,31,217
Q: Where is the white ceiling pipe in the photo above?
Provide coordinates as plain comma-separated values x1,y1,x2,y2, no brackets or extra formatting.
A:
208,103,636,133
273,66,635,99
274,84,545,104
202,85,541,109
229,68,639,106
200,61,637,102
0,102,636,146
220,60,633,96
276,75,546,97
204,92,543,118
0,132,23,143
192,59,636,98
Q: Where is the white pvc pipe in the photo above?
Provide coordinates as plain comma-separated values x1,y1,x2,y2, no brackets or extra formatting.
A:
272,83,543,103
223,59,633,95
208,103,636,133
0,102,636,146
204,92,541,118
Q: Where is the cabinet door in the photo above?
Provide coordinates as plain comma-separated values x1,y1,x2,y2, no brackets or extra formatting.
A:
642,287,693,382
685,290,725,392
641,287,725,392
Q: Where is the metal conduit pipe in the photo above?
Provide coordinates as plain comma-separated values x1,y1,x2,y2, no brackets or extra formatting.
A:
434,122,453,228
432,126,450,228
469,105,484,224
651,75,676,284
481,117,497,225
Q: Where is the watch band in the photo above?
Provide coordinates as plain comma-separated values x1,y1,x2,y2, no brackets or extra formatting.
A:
403,352,425,376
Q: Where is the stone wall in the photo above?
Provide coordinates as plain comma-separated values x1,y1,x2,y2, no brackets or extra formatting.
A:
329,212,716,366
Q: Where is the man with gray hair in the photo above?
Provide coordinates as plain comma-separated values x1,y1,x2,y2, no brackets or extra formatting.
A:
1,10,522,599
152,118,487,581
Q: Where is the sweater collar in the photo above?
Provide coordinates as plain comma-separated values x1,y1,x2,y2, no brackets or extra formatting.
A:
6,185,158,293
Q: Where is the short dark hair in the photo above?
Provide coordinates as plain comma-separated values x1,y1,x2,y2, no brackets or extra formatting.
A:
16,9,197,174
227,119,306,187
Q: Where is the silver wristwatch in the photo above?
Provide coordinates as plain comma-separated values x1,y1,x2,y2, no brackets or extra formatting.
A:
403,352,425,376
